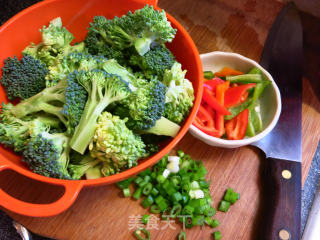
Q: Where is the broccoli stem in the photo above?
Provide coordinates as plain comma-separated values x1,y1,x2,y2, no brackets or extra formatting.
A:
70,92,119,154
143,117,181,137
10,80,67,125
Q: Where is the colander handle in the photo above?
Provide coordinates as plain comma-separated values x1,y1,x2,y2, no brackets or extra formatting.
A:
0,159,83,217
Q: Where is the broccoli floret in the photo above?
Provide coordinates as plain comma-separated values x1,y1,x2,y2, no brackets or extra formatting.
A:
22,17,85,87
22,130,71,179
129,45,175,79
68,154,101,180
162,62,194,124
87,5,176,56
69,69,131,154
84,30,127,66
90,112,146,176
0,104,60,152
1,55,48,100
61,71,88,135
115,77,166,131
6,79,68,125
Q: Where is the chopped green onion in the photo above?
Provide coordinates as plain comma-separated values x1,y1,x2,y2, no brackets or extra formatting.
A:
123,188,131,198
134,176,143,185
139,169,152,177
182,205,195,215
178,231,186,240
210,219,220,228
116,178,133,189
204,71,214,80
218,200,231,212
212,231,222,240
204,216,214,226
204,207,216,217
192,215,205,226
170,204,182,218
151,187,159,196
172,192,183,202
142,183,153,195
185,217,193,229
177,150,185,157
141,214,150,225
150,204,161,214
142,196,154,208
138,180,148,188
133,187,142,200
223,188,239,204
156,175,166,184
134,228,150,240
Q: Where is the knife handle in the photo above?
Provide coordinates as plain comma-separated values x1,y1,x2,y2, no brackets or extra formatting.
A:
259,158,301,240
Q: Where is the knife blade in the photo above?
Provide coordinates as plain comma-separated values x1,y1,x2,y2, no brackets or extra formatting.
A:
251,2,303,240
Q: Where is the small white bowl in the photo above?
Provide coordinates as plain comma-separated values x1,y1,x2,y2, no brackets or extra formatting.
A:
189,51,281,148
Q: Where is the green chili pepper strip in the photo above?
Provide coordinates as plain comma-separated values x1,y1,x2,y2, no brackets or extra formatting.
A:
178,231,187,240
134,228,150,240
226,73,263,83
204,71,214,80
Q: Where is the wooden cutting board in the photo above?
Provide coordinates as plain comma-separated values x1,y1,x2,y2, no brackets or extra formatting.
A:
1,0,320,239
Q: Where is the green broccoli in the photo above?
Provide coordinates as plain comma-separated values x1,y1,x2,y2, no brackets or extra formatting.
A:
68,154,101,180
22,130,71,179
0,105,60,152
84,30,127,66
129,45,175,79
1,55,48,100
114,77,166,130
162,62,194,124
90,112,146,176
87,5,176,56
69,69,131,154
22,17,85,87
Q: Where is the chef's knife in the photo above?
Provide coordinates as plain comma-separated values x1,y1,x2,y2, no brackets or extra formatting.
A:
251,2,302,240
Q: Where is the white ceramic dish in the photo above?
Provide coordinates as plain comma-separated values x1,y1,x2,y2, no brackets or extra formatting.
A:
189,51,281,148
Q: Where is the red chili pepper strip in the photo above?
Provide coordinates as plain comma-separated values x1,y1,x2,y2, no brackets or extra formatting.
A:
193,117,220,137
224,83,256,108
196,105,214,128
204,78,225,91
214,67,244,77
225,109,249,140
215,81,230,137
202,88,231,116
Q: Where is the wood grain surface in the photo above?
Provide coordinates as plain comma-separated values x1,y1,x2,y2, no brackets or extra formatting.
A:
1,0,320,239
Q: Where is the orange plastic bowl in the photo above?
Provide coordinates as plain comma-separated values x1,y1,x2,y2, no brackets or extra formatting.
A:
0,0,202,217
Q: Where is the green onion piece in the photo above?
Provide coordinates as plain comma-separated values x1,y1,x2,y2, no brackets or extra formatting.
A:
185,217,193,229
155,184,167,196
181,193,189,205
157,175,166,184
133,188,142,200
170,204,182,218
141,214,150,225
223,188,239,204
139,169,152,177
163,180,176,196
134,176,143,185
172,192,182,202
218,200,231,212
226,73,262,83
212,231,222,240
123,188,131,198
204,207,216,217
155,195,164,205
171,175,181,188
182,205,195,216
192,215,205,226
198,180,209,188
151,187,159,196
144,175,151,183
116,178,133,189
178,231,186,240
204,71,214,80
210,219,220,228
150,172,157,179
134,228,150,240
157,199,169,212
150,204,161,214
157,156,168,168
138,180,148,188
141,196,154,208
142,183,153,196
177,150,185,157
205,216,214,226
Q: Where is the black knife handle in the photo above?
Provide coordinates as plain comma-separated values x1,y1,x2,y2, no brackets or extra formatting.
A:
259,158,301,240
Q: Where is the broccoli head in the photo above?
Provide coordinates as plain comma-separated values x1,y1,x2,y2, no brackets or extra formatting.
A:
162,62,194,124
87,5,176,56
1,55,48,100
69,69,131,154
89,112,147,176
129,44,175,79
22,130,71,179
114,77,166,131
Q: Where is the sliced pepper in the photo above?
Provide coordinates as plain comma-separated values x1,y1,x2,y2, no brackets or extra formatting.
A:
202,88,231,116
225,108,249,140
193,117,220,137
215,81,230,137
195,105,214,128
203,77,225,91
224,83,256,108
214,67,243,77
